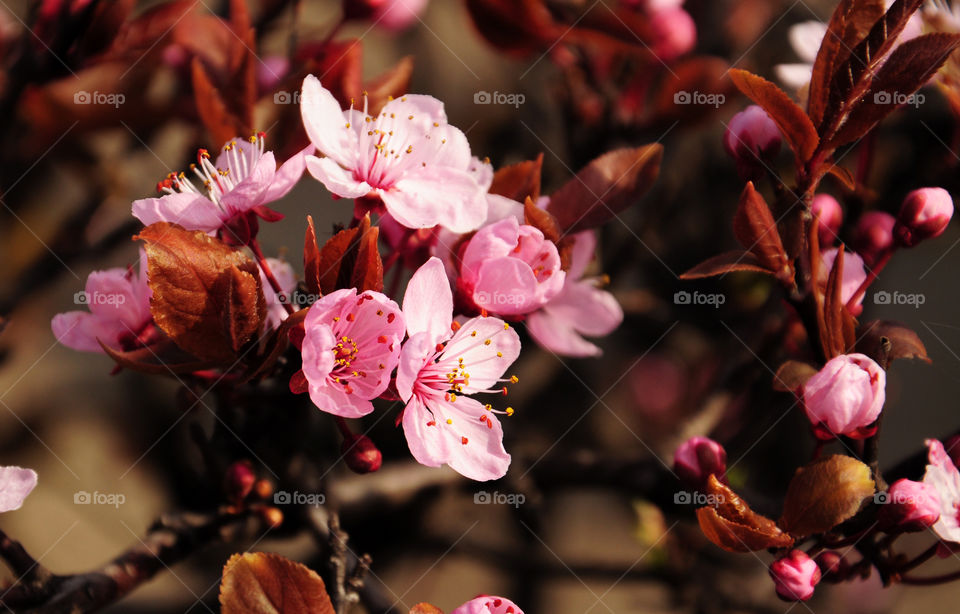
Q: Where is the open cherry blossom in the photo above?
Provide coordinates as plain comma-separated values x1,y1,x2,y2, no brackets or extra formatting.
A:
300,75,488,233
397,258,520,481
300,289,405,418
0,466,37,513
132,134,306,239
923,438,960,544
52,252,153,354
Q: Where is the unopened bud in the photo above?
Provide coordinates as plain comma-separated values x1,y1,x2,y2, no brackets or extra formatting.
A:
724,105,782,181
811,194,842,247
852,211,895,267
878,478,940,532
769,550,820,601
223,460,256,502
673,436,726,490
894,187,953,247
342,433,382,474
814,551,848,583
649,8,696,62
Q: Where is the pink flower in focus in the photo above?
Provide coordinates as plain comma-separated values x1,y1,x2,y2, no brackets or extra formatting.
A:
526,231,623,357
878,478,941,532
811,194,842,247
300,75,488,233
819,248,867,315
923,438,960,543
852,211,895,267
300,289,405,418
894,187,954,247
452,596,524,614
397,258,521,481
0,467,37,513
260,258,298,330
132,134,306,241
673,436,726,490
458,217,565,316
770,550,820,601
802,353,885,440
52,253,153,354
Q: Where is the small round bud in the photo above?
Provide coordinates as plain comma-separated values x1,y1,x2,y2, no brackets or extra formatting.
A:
769,550,820,601
894,187,953,247
811,194,842,247
342,433,383,474
673,436,726,491
852,211,895,267
223,460,256,502
814,551,848,583
723,105,782,181
878,478,941,532
803,353,885,440
649,8,696,62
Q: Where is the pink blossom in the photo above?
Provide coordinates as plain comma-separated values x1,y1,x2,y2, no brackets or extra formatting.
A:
649,7,696,61
452,596,523,614
811,194,842,247
770,550,820,601
723,105,781,180
132,134,306,239
300,75,488,233
526,231,623,357
0,466,37,513
458,217,565,316
923,438,960,543
802,353,885,440
819,248,867,315
852,211,895,267
894,187,954,247
300,289,405,418
260,258,298,330
397,258,521,481
344,0,429,31
52,253,153,354
878,478,941,532
673,436,726,490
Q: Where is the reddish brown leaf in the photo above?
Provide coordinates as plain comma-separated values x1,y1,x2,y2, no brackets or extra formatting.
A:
136,223,265,363
825,164,857,191
732,182,790,279
110,1,197,56
490,154,543,204
352,223,384,293
695,476,794,552
318,215,383,294
821,247,857,358
829,33,960,148
856,320,931,367
192,58,248,147
779,455,875,537
728,69,819,162
464,0,559,57
524,196,561,244
546,145,662,233
680,250,773,279
773,360,819,393
220,552,334,614
410,605,445,614
808,0,886,126
304,216,322,297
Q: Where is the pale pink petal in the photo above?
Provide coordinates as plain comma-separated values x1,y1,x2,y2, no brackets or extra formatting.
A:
84,269,145,326
301,313,339,384
473,258,542,315
52,311,114,353
385,167,487,233
789,21,827,64
542,281,623,337
441,316,521,393
402,257,453,341
219,151,276,213
461,217,519,283
300,75,358,168
132,192,224,232
0,467,37,512
452,596,524,614
262,146,309,202
380,94,447,128
469,156,494,191
775,63,814,91
437,396,511,481
567,231,597,280
308,380,375,418
306,156,372,199
402,393,453,468
526,309,602,357
397,332,434,402
924,439,960,542
483,194,524,226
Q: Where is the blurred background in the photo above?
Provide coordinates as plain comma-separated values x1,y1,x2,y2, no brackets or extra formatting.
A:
2,0,960,612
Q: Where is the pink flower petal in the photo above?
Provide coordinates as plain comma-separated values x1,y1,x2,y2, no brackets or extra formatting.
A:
219,151,276,214
262,146,309,203
132,192,225,233
396,332,433,402
52,311,112,353
0,466,37,512
300,75,359,168
385,167,487,232
473,258,543,315
924,439,960,542
526,309,602,357
452,596,524,614
440,316,520,393
306,155,372,199
402,257,453,342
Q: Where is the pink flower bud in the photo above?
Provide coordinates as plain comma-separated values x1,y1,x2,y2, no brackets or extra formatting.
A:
819,248,868,316
878,478,941,532
723,106,782,180
814,551,849,583
223,460,256,502
894,187,953,247
342,434,382,474
343,0,429,32
650,8,697,61
852,211,895,267
769,550,820,601
802,353,885,440
673,436,726,490
811,194,842,247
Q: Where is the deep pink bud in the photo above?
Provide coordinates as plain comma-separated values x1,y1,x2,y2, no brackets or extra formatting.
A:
724,106,782,180
802,353,885,440
814,551,848,583
852,211,895,267
224,460,256,502
673,436,726,490
878,478,941,532
770,550,820,601
811,194,842,247
649,8,696,61
342,434,382,474
894,187,953,247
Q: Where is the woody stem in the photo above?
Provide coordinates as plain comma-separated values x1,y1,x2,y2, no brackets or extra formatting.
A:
250,239,295,315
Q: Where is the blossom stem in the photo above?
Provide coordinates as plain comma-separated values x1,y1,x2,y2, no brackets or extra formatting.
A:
898,543,940,573
899,569,960,585
845,247,893,312
250,239,295,315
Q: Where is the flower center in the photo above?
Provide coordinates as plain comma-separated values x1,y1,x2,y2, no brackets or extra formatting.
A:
156,133,266,209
